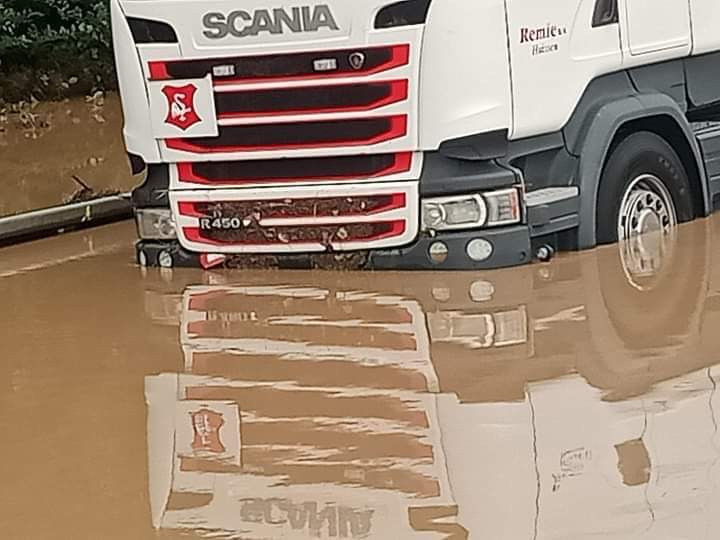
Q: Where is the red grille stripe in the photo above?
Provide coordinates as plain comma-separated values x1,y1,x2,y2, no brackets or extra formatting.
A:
183,220,406,246
149,62,171,80
177,202,206,219
166,115,408,154
177,152,412,185
177,193,407,220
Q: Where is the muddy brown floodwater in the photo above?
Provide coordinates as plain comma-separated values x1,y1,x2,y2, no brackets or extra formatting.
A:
0,93,138,217
2,217,720,539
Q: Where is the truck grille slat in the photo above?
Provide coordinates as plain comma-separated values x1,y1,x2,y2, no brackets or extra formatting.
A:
179,194,406,220
166,116,407,153
184,221,405,246
216,80,408,118
177,153,412,186
149,44,410,83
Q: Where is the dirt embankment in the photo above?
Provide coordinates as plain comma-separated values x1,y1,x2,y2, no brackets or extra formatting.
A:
0,93,138,217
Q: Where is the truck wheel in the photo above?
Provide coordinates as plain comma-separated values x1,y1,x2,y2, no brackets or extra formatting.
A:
596,131,694,244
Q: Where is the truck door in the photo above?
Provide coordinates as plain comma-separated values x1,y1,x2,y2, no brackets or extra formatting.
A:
624,0,691,57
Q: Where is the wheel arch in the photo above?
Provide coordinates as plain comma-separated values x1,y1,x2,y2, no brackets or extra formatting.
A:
573,93,710,249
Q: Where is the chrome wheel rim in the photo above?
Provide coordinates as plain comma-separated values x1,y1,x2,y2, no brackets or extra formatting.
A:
617,174,677,291
617,174,677,241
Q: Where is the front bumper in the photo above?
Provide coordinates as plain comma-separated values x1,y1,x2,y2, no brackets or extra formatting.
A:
136,224,531,270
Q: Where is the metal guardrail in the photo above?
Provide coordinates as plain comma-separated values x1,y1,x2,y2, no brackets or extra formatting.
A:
0,194,133,244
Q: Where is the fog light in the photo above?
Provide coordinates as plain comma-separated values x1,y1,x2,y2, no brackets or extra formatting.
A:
429,241,449,264
136,208,176,240
467,238,493,261
422,195,487,231
484,188,521,226
158,250,174,268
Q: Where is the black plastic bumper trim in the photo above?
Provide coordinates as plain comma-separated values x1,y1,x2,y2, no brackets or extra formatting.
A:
137,225,532,271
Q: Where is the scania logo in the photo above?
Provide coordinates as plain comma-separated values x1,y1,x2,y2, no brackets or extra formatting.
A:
349,52,366,70
202,5,340,39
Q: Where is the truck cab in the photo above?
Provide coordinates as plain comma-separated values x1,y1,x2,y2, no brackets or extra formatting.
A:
112,0,720,269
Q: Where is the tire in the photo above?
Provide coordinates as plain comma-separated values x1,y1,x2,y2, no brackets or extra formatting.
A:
596,131,694,245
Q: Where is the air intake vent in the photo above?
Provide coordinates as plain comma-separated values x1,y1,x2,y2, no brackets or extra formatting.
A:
166,116,408,153
178,153,412,185
215,80,408,118
148,45,410,82
128,17,178,43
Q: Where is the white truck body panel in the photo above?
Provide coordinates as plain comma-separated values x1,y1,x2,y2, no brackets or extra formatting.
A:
506,0,622,139
690,0,720,54
418,0,512,148
624,0,691,57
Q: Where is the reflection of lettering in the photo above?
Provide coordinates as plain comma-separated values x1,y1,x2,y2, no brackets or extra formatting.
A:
409,506,468,539
206,310,258,323
190,409,226,453
552,447,592,492
240,498,372,538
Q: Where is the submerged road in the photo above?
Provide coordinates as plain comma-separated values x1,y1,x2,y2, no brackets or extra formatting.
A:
2,219,720,539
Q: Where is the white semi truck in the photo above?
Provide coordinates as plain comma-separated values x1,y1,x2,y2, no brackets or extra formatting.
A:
112,0,720,269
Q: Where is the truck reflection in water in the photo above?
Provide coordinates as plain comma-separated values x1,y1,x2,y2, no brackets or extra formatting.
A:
143,217,720,539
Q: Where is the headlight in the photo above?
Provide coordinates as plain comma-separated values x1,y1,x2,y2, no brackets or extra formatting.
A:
135,208,177,240
422,195,487,231
421,188,521,232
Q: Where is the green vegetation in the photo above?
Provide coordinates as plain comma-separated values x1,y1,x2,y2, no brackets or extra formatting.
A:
0,0,115,103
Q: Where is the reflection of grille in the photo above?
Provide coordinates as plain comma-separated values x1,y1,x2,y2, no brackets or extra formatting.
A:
166,116,407,153
216,80,408,118
177,153,412,186
181,194,406,219
149,44,410,83
185,221,405,246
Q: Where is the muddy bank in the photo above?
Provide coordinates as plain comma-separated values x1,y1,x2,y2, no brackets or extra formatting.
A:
0,93,138,217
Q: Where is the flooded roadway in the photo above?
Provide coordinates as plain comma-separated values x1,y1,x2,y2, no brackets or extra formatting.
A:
0,94,137,216
2,217,720,539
